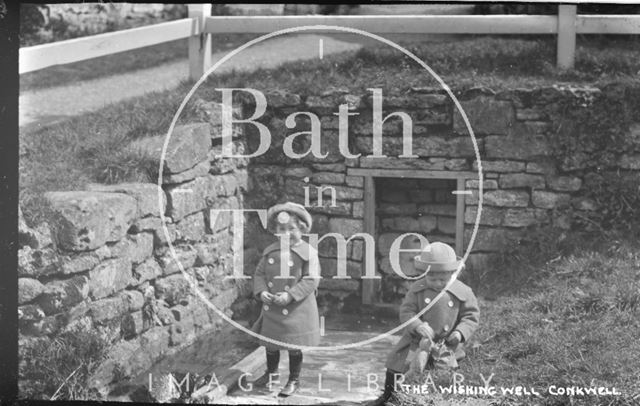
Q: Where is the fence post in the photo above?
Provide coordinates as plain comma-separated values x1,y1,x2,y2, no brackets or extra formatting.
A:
557,4,577,69
188,4,212,81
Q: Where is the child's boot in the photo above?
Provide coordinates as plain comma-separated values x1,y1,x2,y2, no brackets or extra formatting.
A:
278,350,302,397
367,370,399,406
252,350,280,388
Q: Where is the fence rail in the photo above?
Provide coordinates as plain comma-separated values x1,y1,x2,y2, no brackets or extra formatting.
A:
18,4,640,79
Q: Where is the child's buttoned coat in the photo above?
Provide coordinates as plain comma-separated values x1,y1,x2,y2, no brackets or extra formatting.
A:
386,278,479,372
251,241,321,350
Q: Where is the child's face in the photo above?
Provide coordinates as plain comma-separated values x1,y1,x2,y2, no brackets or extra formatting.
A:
275,217,302,245
424,271,454,291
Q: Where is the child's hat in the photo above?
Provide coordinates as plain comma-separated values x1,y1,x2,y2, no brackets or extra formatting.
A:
414,242,463,272
267,202,313,231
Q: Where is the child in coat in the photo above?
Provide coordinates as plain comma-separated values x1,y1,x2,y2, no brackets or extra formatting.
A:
368,241,480,406
250,202,321,397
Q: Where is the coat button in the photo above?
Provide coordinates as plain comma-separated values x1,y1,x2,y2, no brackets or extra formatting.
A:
288,260,294,267
284,285,290,291
282,309,288,315
264,305,269,311
448,300,454,307
424,298,431,304
443,324,449,331
268,282,274,288
268,258,275,265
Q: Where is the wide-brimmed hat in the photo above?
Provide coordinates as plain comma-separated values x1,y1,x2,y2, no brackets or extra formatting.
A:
414,242,463,272
267,202,312,232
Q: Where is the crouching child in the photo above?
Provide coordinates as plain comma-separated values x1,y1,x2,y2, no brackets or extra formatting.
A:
368,241,480,406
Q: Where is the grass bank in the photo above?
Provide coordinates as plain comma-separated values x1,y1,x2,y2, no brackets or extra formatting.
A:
395,230,640,406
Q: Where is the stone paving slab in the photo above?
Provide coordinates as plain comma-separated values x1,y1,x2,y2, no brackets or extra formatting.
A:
218,330,400,405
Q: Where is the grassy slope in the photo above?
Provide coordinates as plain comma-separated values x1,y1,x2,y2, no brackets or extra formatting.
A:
393,235,640,406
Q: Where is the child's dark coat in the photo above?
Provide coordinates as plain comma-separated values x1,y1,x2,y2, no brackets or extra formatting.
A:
251,240,320,350
386,279,479,372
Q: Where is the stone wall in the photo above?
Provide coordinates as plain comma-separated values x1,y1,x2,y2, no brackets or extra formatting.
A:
18,103,250,396
241,84,640,307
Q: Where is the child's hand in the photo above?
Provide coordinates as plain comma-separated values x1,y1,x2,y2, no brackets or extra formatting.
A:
273,292,293,306
446,330,462,347
415,322,434,339
260,291,275,304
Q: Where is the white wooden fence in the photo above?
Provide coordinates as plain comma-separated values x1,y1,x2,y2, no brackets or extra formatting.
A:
19,4,640,80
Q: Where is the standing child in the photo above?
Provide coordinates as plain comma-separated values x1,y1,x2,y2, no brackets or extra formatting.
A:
368,241,480,406
250,202,321,397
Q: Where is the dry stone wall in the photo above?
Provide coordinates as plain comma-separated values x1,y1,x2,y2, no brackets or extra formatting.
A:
241,84,640,307
18,103,250,395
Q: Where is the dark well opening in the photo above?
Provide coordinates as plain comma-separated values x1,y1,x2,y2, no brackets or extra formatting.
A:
375,177,457,305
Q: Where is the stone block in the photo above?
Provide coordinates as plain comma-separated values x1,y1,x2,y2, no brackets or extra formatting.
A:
174,211,206,242
45,191,137,251
437,216,456,234
88,296,128,324
131,123,210,174
473,160,525,173
380,190,408,203
571,197,598,211
547,176,582,192
464,206,504,226
453,95,515,135
18,278,45,304
18,247,59,278
165,175,235,220
484,134,550,160
162,160,210,184
352,202,364,218
110,232,154,265
265,91,302,108
418,204,456,216
444,159,470,171
312,163,347,173
283,166,312,178
483,190,530,207
156,306,175,326
121,311,145,339
132,258,162,286
130,216,163,233
359,157,445,170
157,247,198,276
18,304,45,322
37,275,89,315
307,201,352,216
516,108,544,121
87,183,166,218
88,258,132,300
465,179,498,190
525,161,556,175
378,203,417,216
312,172,346,185
121,290,145,311
155,274,191,307
503,208,549,228
319,257,362,279
532,191,571,209
328,218,363,238
499,173,545,189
